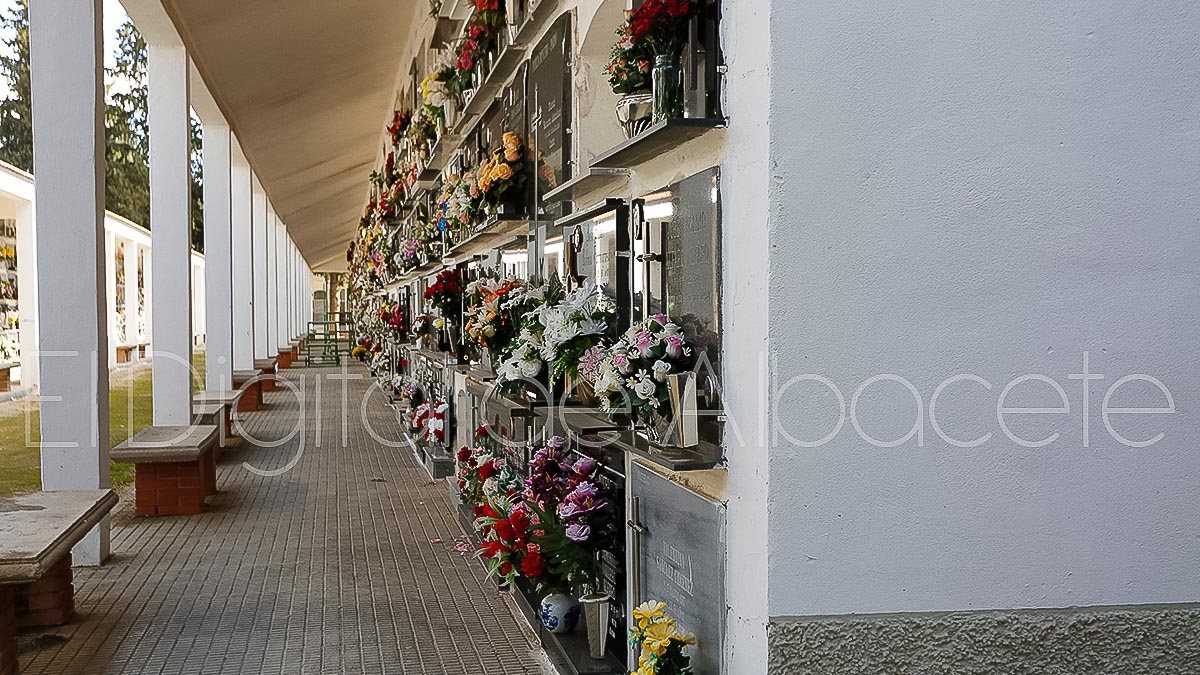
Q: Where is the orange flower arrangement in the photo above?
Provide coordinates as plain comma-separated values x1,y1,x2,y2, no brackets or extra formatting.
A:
476,131,527,210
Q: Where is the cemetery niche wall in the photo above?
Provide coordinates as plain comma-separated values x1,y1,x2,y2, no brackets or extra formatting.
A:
345,1,728,673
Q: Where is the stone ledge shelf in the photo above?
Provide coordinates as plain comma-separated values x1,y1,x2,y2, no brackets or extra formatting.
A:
0,489,118,675
112,425,219,517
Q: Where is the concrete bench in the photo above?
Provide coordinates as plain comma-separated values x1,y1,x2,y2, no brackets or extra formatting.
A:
112,425,219,517
232,369,264,411
138,343,149,359
0,490,118,675
253,358,278,392
115,345,135,364
193,389,243,445
192,402,236,459
289,340,301,362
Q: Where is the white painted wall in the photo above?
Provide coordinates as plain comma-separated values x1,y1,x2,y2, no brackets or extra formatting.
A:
766,2,1200,616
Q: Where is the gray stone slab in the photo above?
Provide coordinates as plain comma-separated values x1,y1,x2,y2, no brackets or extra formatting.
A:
232,369,263,385
111,425,219,463
193,389,244,406
0,490,118,582
193,402,224,418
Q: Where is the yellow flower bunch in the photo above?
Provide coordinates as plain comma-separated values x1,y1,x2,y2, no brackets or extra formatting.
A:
627,601,694,675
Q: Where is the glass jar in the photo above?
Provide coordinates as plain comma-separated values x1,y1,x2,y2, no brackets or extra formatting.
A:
651,53,683,122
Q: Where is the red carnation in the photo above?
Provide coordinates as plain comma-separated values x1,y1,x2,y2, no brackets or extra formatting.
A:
494,519,514,541
457,447,472,462
521,550,544,577
508,509,529,535
478,462,495,480
499,561,512,576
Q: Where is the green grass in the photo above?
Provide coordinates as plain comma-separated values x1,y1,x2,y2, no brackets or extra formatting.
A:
0,352,206,497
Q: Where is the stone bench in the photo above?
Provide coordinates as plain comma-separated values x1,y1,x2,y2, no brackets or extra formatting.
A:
0,489,118,675
193,389,243,446
232,369,264,411
253,358,278,392
276,346,294,369
112,425,219,517
115,345,135,364
138,343,149,359
192,402,236,459
289,339,301,362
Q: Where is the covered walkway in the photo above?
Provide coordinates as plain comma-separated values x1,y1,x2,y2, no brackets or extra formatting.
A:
16,364,547,675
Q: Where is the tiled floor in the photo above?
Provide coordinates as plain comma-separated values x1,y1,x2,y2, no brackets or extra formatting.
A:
18,364,550,675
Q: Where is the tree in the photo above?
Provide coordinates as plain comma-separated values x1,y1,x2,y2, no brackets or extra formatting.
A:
0,11,202,249
105,20,150,228
0,0,32,172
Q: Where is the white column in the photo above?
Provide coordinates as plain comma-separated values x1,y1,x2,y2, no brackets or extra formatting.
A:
147,41,192,426
285,239,292,338
122,238,137,348
286,237,295,340
29,0,110,565
251,178,269,360
266,206,278,353
15,200,38,389
202,122,233,391
231,140,254,371
275,219,286,350
104,229,116,365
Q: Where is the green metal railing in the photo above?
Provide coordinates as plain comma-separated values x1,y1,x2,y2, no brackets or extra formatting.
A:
305,315,354,366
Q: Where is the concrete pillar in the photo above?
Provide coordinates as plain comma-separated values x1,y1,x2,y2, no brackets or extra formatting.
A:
122,238,137,347
14,200,37,389
276,220,286,349
285,239,292,338
104,229,116,365
231,141,254,371
147,41,192,426
266,206,278,353
251,178,269,360
202,122,233,391
29,0,110,565
286,239,294,339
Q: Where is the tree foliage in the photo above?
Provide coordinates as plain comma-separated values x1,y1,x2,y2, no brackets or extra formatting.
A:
0,8,203,249
0,0,31,172
106,20,150,228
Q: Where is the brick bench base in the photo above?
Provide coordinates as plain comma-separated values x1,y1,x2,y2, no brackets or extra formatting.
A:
261,364,276,392
277,351,293,369
235,380,263,412
14,555,74,628
0,587,16,675
133,451,217,516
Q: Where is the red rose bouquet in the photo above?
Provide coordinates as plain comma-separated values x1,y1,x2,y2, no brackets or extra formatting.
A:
423,268,464,320
630,0,697,56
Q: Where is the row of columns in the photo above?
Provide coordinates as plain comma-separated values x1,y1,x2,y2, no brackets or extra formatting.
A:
28,0,314,564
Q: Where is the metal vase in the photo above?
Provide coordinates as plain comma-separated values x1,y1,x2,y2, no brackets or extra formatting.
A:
580,593,610,659
647,372,699,447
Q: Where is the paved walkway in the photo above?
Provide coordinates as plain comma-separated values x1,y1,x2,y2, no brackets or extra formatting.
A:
18,364,549,675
